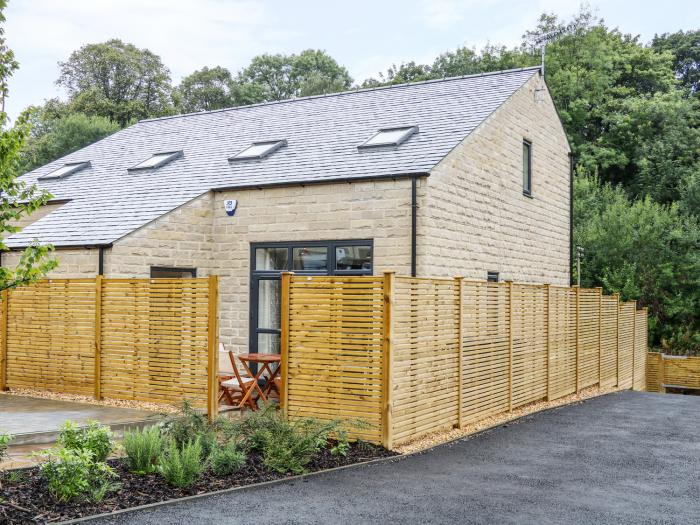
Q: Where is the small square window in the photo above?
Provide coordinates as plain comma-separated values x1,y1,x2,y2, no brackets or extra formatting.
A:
336,245,372,271
358,126,418,149
39,161,91,181
150,266,196,278
130,151,183,171
487,271,499,283
255,247,288,271
522,140,532,196
230,140,286,161
293,246,328,271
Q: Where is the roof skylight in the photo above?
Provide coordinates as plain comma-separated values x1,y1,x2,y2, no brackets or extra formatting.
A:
39,161,91,181
230,140,287,161
129,151,183,171
359,126,418,149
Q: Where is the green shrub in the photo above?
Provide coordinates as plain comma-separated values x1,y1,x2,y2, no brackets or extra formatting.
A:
0,432,12,463
158,438,205,488
58,420,114,461
123,425,164,474
160,401,216,459
209,441,246,476
40,448,119,502
231,404,340,474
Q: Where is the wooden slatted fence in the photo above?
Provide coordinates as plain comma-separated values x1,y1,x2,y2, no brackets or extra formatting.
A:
646,353,700,393
282,274,648,448
0,277,218,413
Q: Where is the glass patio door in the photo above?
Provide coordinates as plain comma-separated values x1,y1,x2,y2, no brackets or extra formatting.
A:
250,240,373,355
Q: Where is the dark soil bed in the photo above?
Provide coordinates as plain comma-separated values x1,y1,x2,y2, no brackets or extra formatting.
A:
0,442,397,524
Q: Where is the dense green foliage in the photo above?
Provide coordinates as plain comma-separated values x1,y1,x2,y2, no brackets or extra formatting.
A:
122,425,164,474
57,39,173,126
574,174,699,351
0,0,57,291
40,420,119,502
158,438,206,488
57,420,115,462
0,432,11,463
209,441,246,476
19,100,119,172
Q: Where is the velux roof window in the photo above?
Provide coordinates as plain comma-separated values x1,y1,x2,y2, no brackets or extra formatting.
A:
359,126,418,149
129,151,183,171
38,161,91,181
230,140,287,161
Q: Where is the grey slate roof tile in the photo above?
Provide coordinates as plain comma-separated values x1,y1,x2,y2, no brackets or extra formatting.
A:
7,67,539,248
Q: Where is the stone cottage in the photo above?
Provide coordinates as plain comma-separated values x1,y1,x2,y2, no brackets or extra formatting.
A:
2,66,571,355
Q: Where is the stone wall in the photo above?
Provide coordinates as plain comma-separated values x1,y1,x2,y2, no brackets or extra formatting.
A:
211,178,413,351
418,72,571,285
1,248,98,278
103,192,215,277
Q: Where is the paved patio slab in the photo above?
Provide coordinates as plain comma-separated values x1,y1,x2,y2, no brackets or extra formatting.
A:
0,394,159,445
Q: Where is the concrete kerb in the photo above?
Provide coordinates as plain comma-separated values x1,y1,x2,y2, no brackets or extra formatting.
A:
57,392,619,524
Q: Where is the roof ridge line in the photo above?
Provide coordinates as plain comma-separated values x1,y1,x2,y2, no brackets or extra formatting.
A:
139,66,542,124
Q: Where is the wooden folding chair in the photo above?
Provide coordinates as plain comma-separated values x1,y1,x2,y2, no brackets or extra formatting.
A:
218,350,258,410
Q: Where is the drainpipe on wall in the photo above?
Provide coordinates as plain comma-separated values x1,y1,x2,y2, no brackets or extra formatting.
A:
569,152,575,286
411,176,417,277
98,246,105,276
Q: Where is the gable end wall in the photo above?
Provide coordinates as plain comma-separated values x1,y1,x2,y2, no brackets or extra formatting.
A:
418,73,570,285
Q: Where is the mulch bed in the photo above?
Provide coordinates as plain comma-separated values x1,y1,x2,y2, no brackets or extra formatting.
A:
0,442,397,524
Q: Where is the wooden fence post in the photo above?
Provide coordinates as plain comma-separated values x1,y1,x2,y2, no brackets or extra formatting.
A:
280,272,292,417
207,275,219,420
631,302,636,390
614,293,620,387
597,287,602,387
382,272,394,449
94,275,103,399
455,276,463,428
545,284,551,401
0,289,8,391
575,286,580,394
659,352,666,394
508,280,513,412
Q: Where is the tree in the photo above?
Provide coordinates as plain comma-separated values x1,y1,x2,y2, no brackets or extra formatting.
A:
19,100,119,173
238,49,352,101
57,39,173,126
0,1,57,290
574,174,699,353
652,30,700,95
175,66,237,113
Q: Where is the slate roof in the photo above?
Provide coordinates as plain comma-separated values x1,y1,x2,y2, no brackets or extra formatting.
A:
7,66,540,248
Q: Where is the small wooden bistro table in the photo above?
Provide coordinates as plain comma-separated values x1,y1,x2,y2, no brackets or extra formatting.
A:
237,353,282,409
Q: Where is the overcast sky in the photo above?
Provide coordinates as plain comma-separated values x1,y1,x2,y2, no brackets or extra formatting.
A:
4,0,699,120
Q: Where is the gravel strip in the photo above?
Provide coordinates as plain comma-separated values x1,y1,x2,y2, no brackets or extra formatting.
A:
395,385,620,454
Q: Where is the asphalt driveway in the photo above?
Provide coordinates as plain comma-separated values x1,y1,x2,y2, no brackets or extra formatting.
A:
94,391,700,525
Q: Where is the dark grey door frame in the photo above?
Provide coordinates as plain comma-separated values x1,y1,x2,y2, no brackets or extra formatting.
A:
249,239,373,354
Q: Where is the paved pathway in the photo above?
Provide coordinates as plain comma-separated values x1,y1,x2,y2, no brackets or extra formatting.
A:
95,391,700,525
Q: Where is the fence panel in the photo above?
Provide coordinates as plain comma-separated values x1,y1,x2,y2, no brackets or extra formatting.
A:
663,356,700,389
578,288,600,390
0,277,215,409
617,302,635,389
599,295,619,388
281,275,648,448
645,352,663,392
391,277,459,445
633,309,647,390
99,278,211,405
284,275,384,443
460,281,511,425
4,279,96,395
511,284,548,408
548,286,577,399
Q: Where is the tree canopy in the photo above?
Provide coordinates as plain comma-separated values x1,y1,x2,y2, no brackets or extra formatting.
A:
57,39,173,126
0,0,57,290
